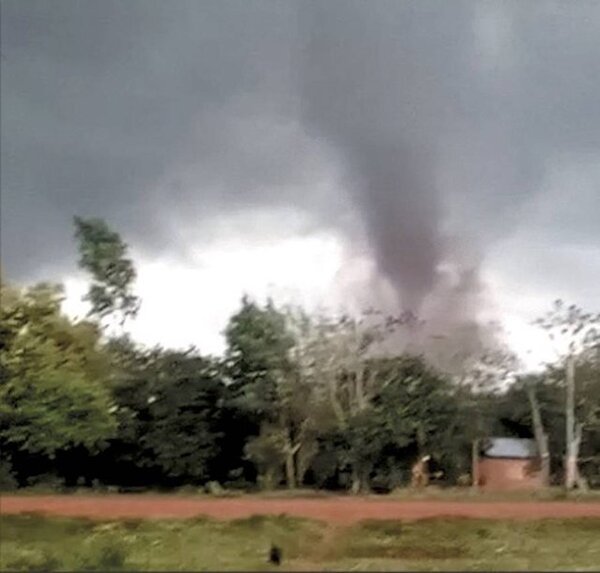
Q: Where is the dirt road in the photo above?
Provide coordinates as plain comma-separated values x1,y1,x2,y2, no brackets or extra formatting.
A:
2,495,600,524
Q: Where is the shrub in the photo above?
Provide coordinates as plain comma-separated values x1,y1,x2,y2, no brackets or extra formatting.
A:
205,480,224,495
76,534,129,570
0,457,18,491
25,474,65,491
2,547,61,571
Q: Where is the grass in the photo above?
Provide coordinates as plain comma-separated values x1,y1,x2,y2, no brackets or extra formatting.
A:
8,485,600,502
385,485,600,502
311,517,600,571
1,513,599,571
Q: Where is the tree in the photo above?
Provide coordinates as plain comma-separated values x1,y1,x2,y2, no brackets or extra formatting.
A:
73,217,140,327
525,379,550,485
139,351,226,485
541,345,600,487
244,425,287,490
224,296,300,488
287,309,406,492
574,345,600,485
494,374,552,486
0,280,116,484
303,354,462,492
370,355,462,485
374,357,457,451
225,296,294,420
536,300,600,490
98,341,238,488
89,336,157,486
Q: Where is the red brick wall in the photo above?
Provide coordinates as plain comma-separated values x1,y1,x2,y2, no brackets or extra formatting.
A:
476,458,544,491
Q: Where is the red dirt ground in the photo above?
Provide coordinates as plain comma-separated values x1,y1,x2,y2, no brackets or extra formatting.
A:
2,495,600,524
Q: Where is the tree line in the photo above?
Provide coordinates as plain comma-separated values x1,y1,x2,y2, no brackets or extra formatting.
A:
1,218,598,491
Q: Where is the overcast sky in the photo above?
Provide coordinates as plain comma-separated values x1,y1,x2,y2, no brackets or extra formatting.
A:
2,0,599,368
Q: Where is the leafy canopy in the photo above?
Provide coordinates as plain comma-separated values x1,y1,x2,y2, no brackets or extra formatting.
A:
74,217,140,325
0,281,116,457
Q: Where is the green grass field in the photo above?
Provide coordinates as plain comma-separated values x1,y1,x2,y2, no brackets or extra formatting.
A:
10,485,600,502
1,513,599,571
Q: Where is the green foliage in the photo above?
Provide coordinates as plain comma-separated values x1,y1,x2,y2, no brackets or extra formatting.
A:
73,217,140,325
0,281,116,464
225,296,295,419
497,360,600,485
95,341,240,487
345,411,386,489
328,356,464,490
244,425,287,489
139,351,226,483
225,297,315,488
1,366,115,455
576,350,600,485
535,299,600,356
0,455,18,490
373,356,457,452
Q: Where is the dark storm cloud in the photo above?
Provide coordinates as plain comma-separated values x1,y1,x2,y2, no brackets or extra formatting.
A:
1,0,312,278
2,0,600,322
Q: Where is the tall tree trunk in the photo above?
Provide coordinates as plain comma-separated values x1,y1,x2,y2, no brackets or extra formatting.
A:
283,436,301,489
350,467,369,494
284,451,296,489
527,385,550,486
355,368,366,412
360,467,370,493
565,355,577,490
573,423,589,491
416,424,427,457
350,468,361,495
263,467,276,491
471,439,479,489
296,438,317,487
327,374,346,429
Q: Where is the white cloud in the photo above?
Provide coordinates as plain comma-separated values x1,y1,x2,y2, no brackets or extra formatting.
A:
63,219,348,355
63,234,561,372
477,153,600,371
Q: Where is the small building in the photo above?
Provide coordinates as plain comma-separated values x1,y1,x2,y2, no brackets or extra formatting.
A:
474,437,545,491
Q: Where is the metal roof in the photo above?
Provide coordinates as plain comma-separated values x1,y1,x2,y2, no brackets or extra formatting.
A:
481,437,538,459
